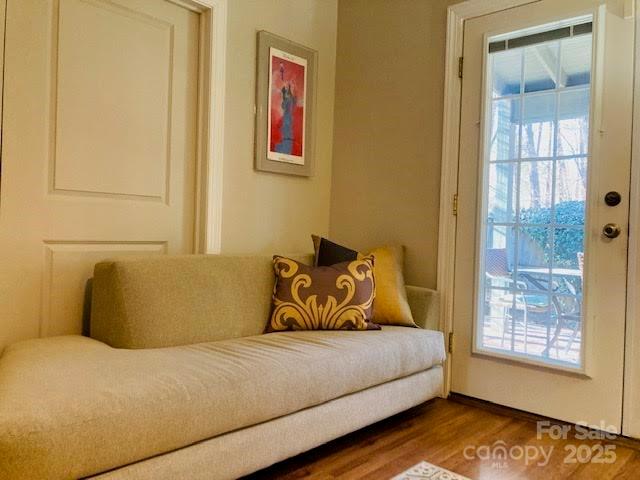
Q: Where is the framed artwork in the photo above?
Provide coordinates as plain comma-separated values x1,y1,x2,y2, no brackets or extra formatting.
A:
255,31,317,176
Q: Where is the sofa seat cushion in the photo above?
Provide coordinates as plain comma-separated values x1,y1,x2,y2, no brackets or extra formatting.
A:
0,327,445,480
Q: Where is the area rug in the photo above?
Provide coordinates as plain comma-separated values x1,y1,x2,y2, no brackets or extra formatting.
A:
391,460,470,480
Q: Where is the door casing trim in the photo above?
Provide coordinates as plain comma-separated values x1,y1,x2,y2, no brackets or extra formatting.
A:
169,0,227,254
623,0,639,439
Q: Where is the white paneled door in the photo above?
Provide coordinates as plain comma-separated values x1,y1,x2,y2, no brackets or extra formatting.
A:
452,0,633,431
0,0,200,348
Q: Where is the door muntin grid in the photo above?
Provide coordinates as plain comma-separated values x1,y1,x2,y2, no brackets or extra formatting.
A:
475,19,592,369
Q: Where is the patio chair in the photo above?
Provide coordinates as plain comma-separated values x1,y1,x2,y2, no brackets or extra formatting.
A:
485,248,529,347
545,252,584,358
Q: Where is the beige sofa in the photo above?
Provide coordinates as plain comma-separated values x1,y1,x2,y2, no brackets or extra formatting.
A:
0,255,445,479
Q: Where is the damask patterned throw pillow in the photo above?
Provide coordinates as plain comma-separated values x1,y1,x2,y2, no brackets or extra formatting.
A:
267,255,380,331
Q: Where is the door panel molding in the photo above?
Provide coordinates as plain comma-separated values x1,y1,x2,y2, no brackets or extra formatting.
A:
50,0,174,202
40,240,167,337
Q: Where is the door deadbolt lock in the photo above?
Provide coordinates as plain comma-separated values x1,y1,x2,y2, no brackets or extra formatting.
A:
605,191,622,207
603,223,621,239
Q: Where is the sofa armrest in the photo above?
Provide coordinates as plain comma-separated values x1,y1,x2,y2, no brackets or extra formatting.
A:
406,285,440,331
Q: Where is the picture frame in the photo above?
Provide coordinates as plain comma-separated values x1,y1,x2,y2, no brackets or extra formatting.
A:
255,31,317,176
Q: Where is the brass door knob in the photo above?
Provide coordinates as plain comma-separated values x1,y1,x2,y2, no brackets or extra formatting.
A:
603,223,621,239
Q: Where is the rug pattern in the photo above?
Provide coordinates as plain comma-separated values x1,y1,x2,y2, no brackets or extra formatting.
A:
391,460,471,480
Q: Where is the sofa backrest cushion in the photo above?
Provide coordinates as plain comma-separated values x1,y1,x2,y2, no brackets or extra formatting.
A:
90,254,313,349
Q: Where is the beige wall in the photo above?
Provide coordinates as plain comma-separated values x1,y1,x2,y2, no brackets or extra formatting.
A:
220,0,338,255
329,0,458,288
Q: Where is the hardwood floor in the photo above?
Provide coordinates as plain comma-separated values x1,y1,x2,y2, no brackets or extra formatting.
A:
244,397,640,479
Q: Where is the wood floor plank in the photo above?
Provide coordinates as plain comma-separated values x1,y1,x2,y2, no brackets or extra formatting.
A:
243,397,640,479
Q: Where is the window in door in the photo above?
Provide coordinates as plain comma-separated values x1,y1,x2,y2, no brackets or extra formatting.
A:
477,19,592,368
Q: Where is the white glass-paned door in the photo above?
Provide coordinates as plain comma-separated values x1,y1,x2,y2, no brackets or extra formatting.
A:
453,0,632,432
478,25,592,369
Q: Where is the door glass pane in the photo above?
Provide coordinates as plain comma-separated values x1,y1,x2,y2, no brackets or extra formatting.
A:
492,49,522,97
519,161,553,222
518,226,551,269
524,41,559,93
484,226,515,288
488,163,517,223
553,227,584,269
560,34,592,88
558,89,590,156
521,93,556,158
490,99,520,161
478,22,592,368
555,158,587,218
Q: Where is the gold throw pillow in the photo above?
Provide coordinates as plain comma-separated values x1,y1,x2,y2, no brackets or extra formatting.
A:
312,236,416,327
